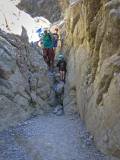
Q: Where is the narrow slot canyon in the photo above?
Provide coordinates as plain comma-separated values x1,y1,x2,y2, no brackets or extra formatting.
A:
0,0,120,160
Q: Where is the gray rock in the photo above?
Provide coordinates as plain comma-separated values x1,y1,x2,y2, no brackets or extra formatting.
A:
54,81,64,95
55,108,64,116
0,29,54,131
53,105,63,114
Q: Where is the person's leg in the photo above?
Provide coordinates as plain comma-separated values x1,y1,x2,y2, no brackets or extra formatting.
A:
43,48,47,63
53,40,58,53
52,48,55,67
63,71,66,82
46,49,51,69
43,48,50,69
60,71,65,81
60,71,63,81
64,71,66,82
62,71,64,81
47,48,52,71
59,71,62,80
43,48,50,66
49,48,55,71
53,47,56,53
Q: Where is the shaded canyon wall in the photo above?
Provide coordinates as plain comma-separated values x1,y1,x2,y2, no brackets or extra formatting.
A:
64,0,120,158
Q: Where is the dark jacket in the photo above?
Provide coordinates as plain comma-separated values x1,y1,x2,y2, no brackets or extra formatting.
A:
57,60,67,72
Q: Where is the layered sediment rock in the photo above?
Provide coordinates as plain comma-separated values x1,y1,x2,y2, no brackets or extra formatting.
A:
64,0,120,158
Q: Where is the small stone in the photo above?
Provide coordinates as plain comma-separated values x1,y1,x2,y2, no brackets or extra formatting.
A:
53,105,63,114
11,133,15,136
18,123,21,126
24,122,28,125
103,134,109,143
55,109,64,116
82,144,86,148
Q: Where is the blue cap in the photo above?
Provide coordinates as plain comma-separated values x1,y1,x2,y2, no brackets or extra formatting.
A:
58,54,64,60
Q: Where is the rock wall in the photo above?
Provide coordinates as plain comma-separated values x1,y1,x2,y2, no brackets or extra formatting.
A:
0,0,55,132
0,29,55,132
0,0,41,42
17,0,69,22
64,0,120,158
17,0,68,22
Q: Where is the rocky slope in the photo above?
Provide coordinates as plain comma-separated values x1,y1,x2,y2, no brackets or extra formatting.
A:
0,29,55,132
18,0,60,22
0,0,51,42
0,0,54,132
64,0,120,158
17,0,69,22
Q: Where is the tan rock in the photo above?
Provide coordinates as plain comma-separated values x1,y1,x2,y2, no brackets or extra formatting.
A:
64,0,120,158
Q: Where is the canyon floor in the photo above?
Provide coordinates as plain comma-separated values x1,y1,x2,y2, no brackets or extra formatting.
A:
0,113,112,160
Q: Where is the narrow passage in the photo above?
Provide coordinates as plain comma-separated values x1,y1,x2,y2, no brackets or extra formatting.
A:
0,27,113,160
0,114,111,160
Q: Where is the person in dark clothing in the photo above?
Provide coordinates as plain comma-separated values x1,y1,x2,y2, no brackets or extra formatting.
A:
53,28,59,51
57,55,67,82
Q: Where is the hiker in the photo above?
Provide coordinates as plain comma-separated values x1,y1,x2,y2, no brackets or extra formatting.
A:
53,28,59,52
57,54,67,82
42,29,55,71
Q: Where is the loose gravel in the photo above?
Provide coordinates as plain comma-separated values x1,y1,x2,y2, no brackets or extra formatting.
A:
0,114,112,160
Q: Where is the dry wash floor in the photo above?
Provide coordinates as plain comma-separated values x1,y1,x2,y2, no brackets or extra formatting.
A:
0,114,112,160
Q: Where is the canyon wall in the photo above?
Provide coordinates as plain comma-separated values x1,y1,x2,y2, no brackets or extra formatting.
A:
17,0,69,22
64,0,120,158
18,0,61,22
0,0,55,132
1,0,120,158
0,29,55,132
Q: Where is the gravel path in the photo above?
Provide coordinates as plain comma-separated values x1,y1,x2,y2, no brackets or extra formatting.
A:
0,114,112,160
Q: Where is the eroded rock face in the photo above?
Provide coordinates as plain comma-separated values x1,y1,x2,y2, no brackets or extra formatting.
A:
0,0,57,132
17,0,69,22
17,0,60,22
0,0,51,43
0,30,54,131
64,0,120,158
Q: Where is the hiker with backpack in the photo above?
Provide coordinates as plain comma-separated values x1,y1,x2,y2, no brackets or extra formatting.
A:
57,53,67,82
42,29,55,71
